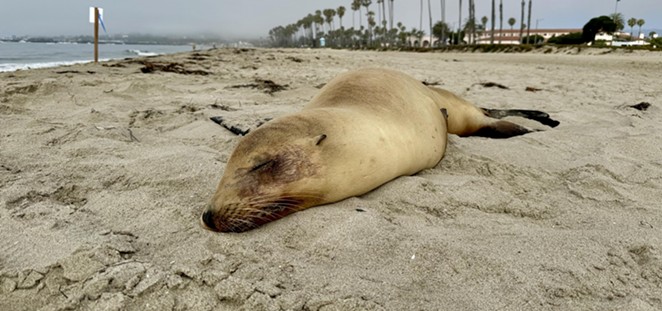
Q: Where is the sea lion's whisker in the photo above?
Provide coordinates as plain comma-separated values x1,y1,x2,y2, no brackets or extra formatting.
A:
228,218,254,232
226,194,324,224
231,218,254,227
244,193,323,205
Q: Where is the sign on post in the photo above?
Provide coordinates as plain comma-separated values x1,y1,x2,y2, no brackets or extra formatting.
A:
89,7,103,23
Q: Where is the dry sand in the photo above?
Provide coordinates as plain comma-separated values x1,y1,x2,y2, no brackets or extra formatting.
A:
1,47,661,310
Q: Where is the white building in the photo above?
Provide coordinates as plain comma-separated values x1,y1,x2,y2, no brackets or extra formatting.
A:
597,31,650,47
476,28,582,44
409,29,582,46
406,28,655,47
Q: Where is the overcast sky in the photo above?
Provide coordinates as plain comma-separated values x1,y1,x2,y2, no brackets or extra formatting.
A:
2,0,660,39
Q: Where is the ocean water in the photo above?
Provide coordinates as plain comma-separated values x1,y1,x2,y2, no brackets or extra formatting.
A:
0,42,194,72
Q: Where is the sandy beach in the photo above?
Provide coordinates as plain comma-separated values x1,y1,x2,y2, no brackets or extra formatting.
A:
1,47,661,310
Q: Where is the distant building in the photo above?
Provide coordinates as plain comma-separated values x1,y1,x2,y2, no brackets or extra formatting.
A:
407,28,583,46
598,31,650,47
476,28,582,44
405,28,655,47
594,32,614,42
404,35,435,47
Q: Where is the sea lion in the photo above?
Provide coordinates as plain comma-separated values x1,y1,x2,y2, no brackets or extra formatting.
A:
202,68,558,232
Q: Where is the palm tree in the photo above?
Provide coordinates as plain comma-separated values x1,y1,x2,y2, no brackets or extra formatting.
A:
419,0,423,32
508,17,516,32
296,19,305,42
398,29,409,46
519,0,525,43
458,0,462,44
304,14,314,43
337,6,346,29
470,0,476,44
351,0,361,28
490,0,495,44
315,10,324,38
367,10,376,43
627,17,637,39
498,0,503,44
526,0,532,44
609,12,625,31
466,0,472,44
440,0,446,44
362,0,372,16
362,0,373,41
381,0,387,28
270,23,302,47
428,0,433,46
376,0,383,26
636,19,645,39
389,0,395,30
286,24,298,46
481,16,488,32
323,9,336,32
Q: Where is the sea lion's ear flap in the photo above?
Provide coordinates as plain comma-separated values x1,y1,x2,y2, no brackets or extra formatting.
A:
315,134,327,146
440,108,448,120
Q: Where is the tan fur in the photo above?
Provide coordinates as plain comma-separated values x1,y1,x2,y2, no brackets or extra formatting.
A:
427,87,494,136
202,68,500,232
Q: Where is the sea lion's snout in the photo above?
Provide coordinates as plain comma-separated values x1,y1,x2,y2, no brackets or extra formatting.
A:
201,210,219,232
201,208,256,233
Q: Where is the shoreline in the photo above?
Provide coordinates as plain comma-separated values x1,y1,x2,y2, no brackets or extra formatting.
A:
0,42,204,73
3,43,659,73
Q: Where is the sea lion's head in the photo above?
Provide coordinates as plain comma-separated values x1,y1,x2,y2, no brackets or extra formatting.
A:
201,117,329,232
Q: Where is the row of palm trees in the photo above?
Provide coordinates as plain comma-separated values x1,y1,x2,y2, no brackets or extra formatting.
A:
609,13,648,39
268,0,537,48
459,0,534,45
627,17,646,39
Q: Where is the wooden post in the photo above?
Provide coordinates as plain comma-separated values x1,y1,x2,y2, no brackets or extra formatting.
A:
94,7,99,63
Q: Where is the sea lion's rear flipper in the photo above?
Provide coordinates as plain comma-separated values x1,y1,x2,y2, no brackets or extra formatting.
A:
472,120,532,139
482,108,560,128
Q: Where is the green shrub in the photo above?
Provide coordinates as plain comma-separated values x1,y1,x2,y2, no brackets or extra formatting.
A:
593,40,609,47
548,32,584,45
521,35,545,44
